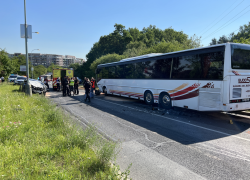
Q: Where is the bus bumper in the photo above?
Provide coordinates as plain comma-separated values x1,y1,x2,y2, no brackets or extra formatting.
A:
223,102,250,111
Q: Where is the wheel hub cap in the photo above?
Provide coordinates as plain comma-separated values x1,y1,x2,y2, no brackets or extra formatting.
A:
146,93,152,102
162,95,170,104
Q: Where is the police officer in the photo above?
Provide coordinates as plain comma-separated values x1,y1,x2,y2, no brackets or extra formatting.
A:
84,78,91,102
69,77,74,96
62,76,68,96
74,77,79,95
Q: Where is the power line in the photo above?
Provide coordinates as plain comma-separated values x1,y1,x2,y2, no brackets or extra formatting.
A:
202,4,250,40
200,0,244,37
202,8,250,41
197,0,240,35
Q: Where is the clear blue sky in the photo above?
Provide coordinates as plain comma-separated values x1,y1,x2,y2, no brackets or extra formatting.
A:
0,0,249,60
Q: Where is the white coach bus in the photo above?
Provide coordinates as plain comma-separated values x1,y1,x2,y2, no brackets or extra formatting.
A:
96,43,250,111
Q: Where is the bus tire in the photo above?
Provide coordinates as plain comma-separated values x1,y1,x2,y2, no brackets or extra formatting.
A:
144,90,154,105
159,92,172,109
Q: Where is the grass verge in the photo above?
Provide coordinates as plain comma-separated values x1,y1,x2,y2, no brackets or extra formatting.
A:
0,83,124,179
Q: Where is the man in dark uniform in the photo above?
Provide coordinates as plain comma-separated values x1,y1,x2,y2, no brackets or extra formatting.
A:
84,78,91,102
62,76,67,96
74,77,79,95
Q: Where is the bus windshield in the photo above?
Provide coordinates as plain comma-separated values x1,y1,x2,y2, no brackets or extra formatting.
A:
231,44,250,69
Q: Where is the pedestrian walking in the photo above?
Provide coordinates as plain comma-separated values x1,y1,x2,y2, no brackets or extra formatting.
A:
90,77,95,98
84,78,91,102
74,77,79,95
56,77,61,91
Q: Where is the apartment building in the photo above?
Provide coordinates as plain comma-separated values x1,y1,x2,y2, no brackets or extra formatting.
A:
8,53,83,68
63,55,76,67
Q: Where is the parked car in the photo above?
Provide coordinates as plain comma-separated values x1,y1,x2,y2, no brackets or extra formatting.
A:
15,76,27,85
30,79,47,94
22,79,47,95
8,74,19,82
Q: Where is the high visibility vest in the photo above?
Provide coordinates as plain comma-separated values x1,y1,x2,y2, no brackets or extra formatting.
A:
70,80,74,86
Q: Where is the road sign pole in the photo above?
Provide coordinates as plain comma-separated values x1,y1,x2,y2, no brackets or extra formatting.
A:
24,0,31,96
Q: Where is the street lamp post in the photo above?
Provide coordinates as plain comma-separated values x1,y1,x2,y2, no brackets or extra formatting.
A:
31,49,39,79
24,0,32,96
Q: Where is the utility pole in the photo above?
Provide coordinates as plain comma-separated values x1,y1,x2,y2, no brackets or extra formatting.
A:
24,0,31,96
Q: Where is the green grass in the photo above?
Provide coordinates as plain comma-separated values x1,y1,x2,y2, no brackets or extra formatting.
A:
0,83,122,179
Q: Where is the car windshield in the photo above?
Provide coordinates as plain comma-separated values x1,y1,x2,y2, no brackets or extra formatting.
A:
17,77,26,80
9,76,17,78
231,44,250,69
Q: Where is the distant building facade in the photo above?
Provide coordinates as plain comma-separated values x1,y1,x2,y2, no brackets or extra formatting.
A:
8,53,84,68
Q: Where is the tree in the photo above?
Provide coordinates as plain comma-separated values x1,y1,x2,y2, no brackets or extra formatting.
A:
90,53,124,72
47,63,62,73
33,65,47,79
69,63,81,78
0,49,13,78
86,24,201,75
209,22,250,45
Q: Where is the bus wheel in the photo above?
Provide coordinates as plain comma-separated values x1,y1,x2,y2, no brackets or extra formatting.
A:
159,92,172,109
144,90,154,105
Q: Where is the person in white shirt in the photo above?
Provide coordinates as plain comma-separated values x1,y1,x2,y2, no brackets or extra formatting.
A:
1,76,4,83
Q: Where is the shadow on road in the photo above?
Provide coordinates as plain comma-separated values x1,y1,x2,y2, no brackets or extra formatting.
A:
59,92,250,145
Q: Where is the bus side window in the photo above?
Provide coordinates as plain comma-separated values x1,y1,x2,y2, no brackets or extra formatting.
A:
200,51,224,80
124,63,134,79
96,68,102,81
102,67,109,79
135,62,146,79
153,58,172,79
172,55,201,79
116,65,124,79
109,66,116,78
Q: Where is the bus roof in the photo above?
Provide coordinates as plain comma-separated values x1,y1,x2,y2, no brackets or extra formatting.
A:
97,43,236,68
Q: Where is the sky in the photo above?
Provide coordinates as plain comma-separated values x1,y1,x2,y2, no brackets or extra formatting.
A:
0,0,249,60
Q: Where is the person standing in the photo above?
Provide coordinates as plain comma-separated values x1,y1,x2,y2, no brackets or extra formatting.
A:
83,77,87,95
74,77,79,95
69,77,74,96
1,76,4,83
62,76,67,96
90,77,95,98
56,77,61,91
84,78,91,102
44,78,49,91
66,77,70,96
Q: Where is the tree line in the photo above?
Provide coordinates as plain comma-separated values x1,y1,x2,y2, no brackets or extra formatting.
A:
210,22,250,45
1,22,250,80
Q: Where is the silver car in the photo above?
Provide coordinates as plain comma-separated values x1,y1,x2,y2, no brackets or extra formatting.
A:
15,76,27,85
8,74,19,82
29,79,47,94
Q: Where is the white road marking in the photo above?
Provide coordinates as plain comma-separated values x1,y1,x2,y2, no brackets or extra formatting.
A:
95,98,250,142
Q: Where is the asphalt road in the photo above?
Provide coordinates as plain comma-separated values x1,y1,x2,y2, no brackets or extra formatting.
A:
46,88,250,180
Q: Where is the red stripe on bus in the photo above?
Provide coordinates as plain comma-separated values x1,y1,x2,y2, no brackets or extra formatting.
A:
172,89,199,100
170,83,200,97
